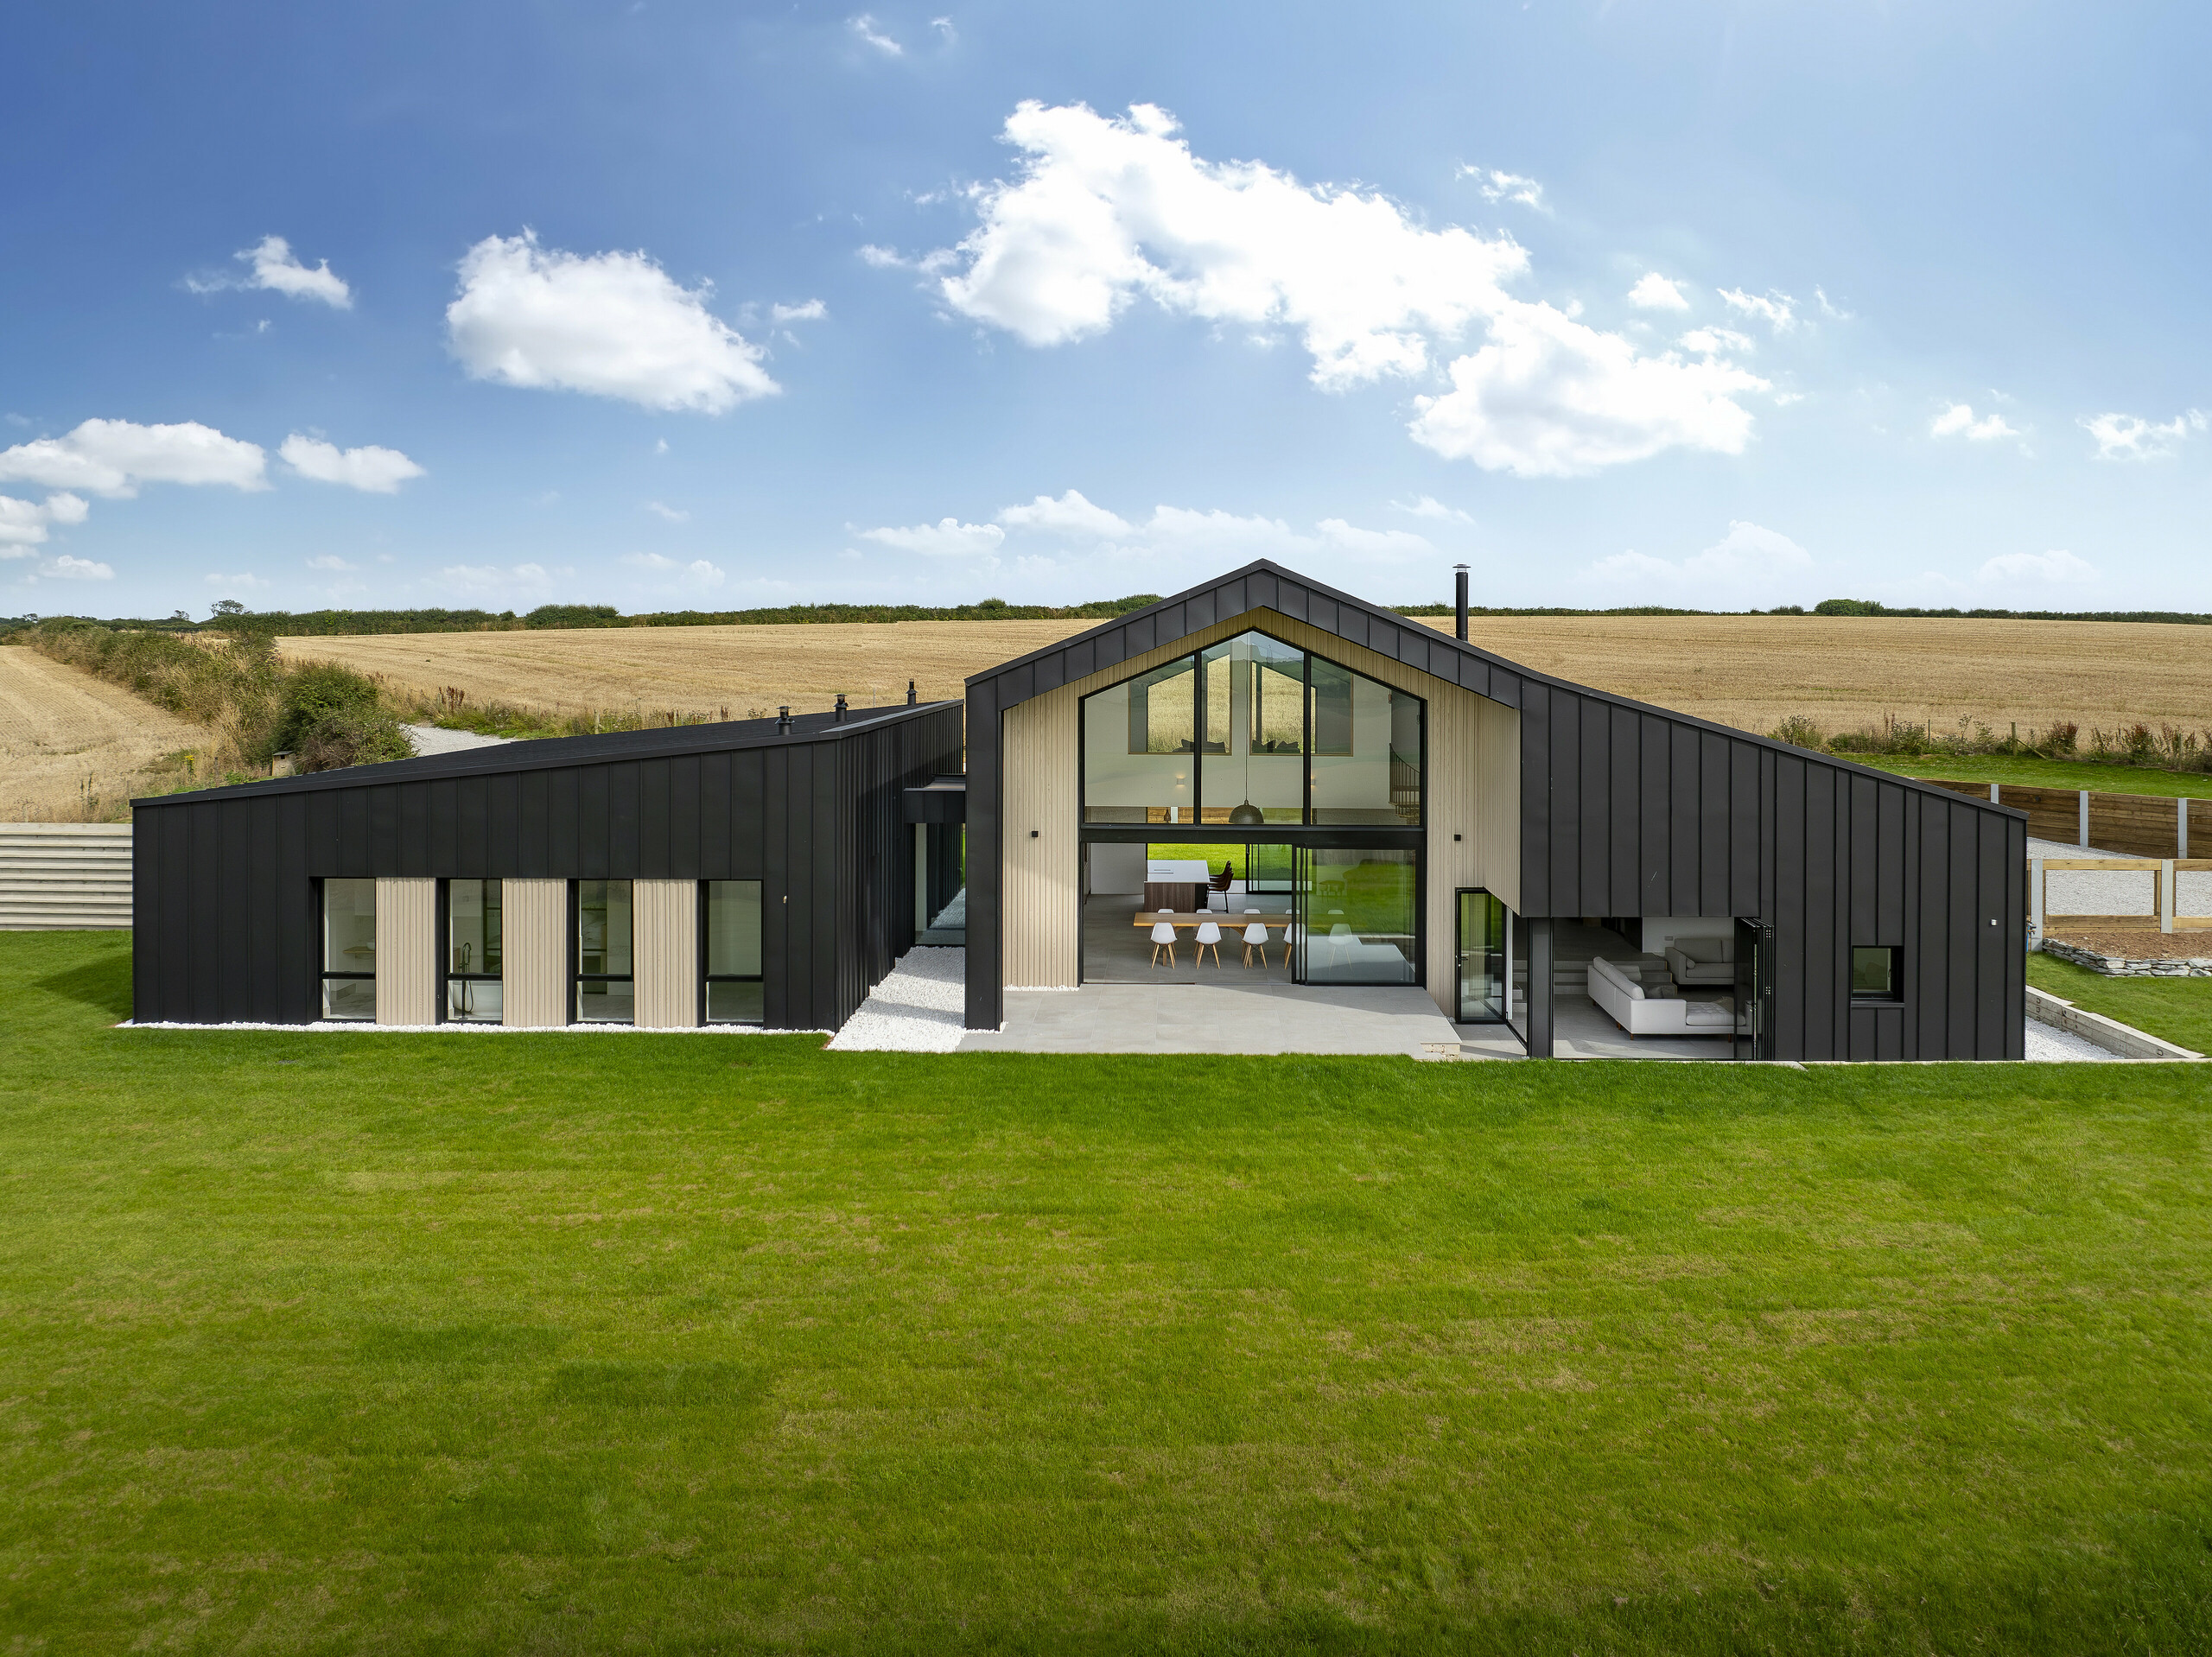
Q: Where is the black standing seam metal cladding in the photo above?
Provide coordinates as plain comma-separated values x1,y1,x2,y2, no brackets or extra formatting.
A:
130,703,966,1032
958,559,2026,1060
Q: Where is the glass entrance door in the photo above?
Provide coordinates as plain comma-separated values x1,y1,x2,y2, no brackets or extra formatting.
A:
1455,890,1509,1022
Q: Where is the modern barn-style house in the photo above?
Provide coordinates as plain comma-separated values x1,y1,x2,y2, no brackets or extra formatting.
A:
132,560,2028,1060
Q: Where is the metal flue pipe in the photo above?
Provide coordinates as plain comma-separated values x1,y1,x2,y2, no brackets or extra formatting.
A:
1454,564,1470,641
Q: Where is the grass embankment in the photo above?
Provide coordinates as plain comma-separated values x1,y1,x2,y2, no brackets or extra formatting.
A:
1858,753,2212,798
2027,951,2212,1052
6,930,2212,1653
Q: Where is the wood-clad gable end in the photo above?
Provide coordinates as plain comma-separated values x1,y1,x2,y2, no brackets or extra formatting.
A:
130,704,964,1032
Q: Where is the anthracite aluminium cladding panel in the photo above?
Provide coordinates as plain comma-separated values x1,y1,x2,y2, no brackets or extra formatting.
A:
131,702,965,1031
961,558,2026,1060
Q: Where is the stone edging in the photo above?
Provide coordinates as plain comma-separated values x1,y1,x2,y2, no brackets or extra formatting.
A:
2040,938,2212,978
2024,986,2202,1061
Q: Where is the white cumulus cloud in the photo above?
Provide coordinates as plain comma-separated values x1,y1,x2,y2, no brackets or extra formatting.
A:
1978,549,2095,584
36,554,114,581
280,434,424,492
1929,403,2019,442
1409,302,1769,478
188,235,353,308
1718,288,1796,333
1628,273,1689,311
446,232,777,413
995,489,1132,538
623,550,726,588
2081,409,2206,460
770,298,828,323
644,500,690,523
849,14,902,54
0,419,268,497
0,492,89,549
304,555,355,571
1585,521,1813,604
1317,518,1433,562
1460,165,1546,211
1390,495,1472,524
860,517,1007,557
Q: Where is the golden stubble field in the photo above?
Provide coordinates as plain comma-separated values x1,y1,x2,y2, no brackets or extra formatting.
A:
0,646,203,821
279,614,2212,740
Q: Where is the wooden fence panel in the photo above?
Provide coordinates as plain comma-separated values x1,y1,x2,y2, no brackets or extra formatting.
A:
1995,784,2085,845
2087,791,2192,858
0,822,133,929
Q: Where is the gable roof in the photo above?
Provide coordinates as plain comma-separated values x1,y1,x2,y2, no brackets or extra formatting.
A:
965,558,2020,818
134,699,960,809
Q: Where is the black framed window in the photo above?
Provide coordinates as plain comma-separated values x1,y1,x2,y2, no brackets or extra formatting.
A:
320,877,377,1021
1850,945,1903,1002
1455,889,1512,1024
702,879,765,1025
575,879,634,1024
444,879,503,1023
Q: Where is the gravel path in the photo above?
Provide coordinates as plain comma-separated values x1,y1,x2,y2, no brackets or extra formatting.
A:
824,947,968,1051
402,724,515,757
2023,1019,2120,1061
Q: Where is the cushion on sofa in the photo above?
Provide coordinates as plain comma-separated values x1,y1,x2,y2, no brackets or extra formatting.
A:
1671,936,1732,964
1588,957,1643,1000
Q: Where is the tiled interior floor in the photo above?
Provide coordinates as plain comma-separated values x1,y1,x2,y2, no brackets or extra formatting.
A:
1082,892,1296,985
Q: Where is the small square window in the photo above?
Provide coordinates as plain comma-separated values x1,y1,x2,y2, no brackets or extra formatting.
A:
1851,945,1902,1001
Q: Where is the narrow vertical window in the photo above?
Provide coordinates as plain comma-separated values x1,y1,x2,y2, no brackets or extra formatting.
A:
575,879,634,1024
445,879,504,1023
704,880,764,1024
321,878,377,1021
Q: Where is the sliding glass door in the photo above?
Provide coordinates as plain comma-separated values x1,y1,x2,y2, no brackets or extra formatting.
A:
1290,846,1418,985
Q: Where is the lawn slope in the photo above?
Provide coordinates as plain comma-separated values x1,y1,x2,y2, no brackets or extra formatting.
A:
3,931,2209,1654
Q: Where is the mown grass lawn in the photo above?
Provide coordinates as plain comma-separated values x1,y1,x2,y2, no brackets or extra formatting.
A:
4,931,2211,1654
2028,951,2212,1054
1851,752,2212,798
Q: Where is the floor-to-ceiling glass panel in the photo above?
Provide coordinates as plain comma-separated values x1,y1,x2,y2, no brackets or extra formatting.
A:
1309,668,1422,825
1198,632,1305,825
575,879,634,1024
446,878,503,1023
321,877,377,1021
705,879,764,1024
1082,656,1199,824
1301,848,1417,983
1456,889,1508,1022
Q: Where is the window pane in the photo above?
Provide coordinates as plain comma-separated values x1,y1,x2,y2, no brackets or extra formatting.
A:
576,977,635,1024
447,879,502,977
1310,670,1421,825
1457,890,1508,1022
1198,632,1306,824
707,881,762,975
321,977,376,1021
1082,657,1198,824
707,980,764,1025
448,978,504,1023
323,878,376,975
1305,849,1416,984
1851,946,1897,998
578,879,632,976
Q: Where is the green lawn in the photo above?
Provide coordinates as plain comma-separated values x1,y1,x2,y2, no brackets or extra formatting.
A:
1850,752,2212,797
6,931,2212,1653
2028,950,2212,1053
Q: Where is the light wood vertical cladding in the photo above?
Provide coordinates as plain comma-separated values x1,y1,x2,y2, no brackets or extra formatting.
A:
996,606,1521,1013
373,877,437,1025
632,878,699,1028
502,878,569,1027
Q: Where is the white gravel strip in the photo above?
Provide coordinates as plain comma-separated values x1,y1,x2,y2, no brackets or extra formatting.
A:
2023,1018,2121,1062
402,723,515,757
119,1019,820,1035
825,947,969,1051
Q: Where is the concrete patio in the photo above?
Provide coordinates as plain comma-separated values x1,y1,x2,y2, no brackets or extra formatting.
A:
956,977,1463,1057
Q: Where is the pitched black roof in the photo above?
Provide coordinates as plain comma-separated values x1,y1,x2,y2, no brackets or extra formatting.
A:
134,699,959,808
963,557,2021,818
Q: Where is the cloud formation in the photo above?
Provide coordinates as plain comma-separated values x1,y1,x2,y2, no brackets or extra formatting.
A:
848,14,902,54
1391,495,1473,524
446,232,777,413
280,434,424,492
1718,288,1796,332
2081,409,2206,460
1460,165,1545,211
623,550,726,588
33,554,113,582
1585,521,1813,604
1930,403,2020,442
1978,549,2095,584
0,491,89,549
861,517,1007,556
996,488,1132,537
928,103,1771,477
0,419,268,496
188,235,353,308
1627,273,1689,311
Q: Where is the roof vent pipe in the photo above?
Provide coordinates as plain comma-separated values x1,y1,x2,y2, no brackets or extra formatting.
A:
777,705,792,733
834,693,849,722
1454,564,1470,642
906,679,917,705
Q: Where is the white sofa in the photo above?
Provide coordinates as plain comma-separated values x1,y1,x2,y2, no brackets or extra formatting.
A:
1663,936,1736,987
1587,956,1737,1038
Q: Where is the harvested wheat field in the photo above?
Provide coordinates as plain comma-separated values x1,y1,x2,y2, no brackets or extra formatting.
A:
283,613,2212,740
0,646,202,822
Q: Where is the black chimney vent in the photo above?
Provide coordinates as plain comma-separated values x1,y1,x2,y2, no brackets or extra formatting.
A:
777,705,792,733
1454,564,1470,642
906,679,917,705
834,693,849,722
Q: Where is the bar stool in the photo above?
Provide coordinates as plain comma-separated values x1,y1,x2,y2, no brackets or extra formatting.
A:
1194,919,1224,968
1149,920,1178,967
1241,920,1269,967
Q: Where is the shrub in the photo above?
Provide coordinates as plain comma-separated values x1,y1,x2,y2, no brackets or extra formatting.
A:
1770,714,1826,752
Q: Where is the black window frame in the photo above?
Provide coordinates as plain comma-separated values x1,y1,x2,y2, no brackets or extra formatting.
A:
317,875,377,1023
441,877,505,1025
698,879,766,1026
1849,944,1904,1003
572,877,636,1025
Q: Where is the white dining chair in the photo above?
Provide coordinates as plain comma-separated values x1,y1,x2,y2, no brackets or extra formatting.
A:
1241,920,1269,968
1149,920,1178,968
1194,919,1224,968
1280,922,1303,969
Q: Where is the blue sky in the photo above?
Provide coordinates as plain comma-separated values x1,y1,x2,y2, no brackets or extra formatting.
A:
2,1,2206,617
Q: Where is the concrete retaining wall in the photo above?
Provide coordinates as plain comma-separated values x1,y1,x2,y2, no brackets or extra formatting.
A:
0,822,132,930
2025,984,2202,1059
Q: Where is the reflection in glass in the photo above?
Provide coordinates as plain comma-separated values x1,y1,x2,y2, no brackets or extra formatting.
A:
321,877,377,1021
705,879,765,1025
1310,674,1422,825
575,879,634,1024
1199,632,1306,824
446,878,504,1023
1082,655,1198,823
1456,889,1509,1022
1299,848,1416,984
